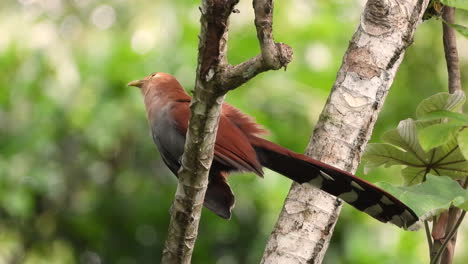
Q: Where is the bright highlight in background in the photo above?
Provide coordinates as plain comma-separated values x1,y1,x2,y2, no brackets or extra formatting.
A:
131,29,156,54
91,5,116,30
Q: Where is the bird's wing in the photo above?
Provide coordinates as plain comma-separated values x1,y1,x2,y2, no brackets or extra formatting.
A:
170,102,263,176
222,103,268,136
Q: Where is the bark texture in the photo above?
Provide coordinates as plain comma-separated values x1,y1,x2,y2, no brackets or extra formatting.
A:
161,0,292,263
261,0,430,263
161,2,235,262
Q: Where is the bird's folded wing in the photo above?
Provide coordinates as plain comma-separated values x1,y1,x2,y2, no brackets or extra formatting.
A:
170,102,263,176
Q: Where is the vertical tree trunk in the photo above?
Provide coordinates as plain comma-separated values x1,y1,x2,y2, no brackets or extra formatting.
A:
161,1,292,263
262,0,430,263
161,2,239,263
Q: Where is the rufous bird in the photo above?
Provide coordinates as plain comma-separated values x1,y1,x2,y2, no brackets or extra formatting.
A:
129,72,418,229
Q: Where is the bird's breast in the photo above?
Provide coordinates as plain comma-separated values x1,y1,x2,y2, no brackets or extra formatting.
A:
150,104,186,173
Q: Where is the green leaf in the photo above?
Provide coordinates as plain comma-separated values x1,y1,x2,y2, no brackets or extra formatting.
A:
415,119,440,131
439,0,468,11
431,135,461,163
418,110,468,123
376,175,468,221
362,143,423,173
428,133,468,179
382,119,428,162
416,91,465,118
401,166,427,185
418,121,463,151
458,128,468,160
436,161,468,179
448,23,468,38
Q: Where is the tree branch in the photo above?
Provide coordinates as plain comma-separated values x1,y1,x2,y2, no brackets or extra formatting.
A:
161,0,292,263
430,8,464,263
261,0,430,263
442,7,462,93
220,0,293,91
431,211,466,264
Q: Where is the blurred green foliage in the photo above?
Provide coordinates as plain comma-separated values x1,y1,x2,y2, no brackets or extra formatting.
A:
0,0,467,263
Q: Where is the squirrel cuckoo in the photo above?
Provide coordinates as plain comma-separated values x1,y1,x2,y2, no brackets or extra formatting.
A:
128,72,418,229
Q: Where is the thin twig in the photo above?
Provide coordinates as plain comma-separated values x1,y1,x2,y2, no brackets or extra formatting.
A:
442,7,462,93
430,211,466,264
220,0,293,91
422,167,433,260
430,6,465,264
425,220,433,256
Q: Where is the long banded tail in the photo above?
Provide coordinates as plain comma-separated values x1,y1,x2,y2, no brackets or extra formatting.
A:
250,136,419,229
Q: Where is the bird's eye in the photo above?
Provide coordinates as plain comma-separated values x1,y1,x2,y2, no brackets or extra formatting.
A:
150,73,159,78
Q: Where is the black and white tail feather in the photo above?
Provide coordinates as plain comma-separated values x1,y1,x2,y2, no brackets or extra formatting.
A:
251,136,420,230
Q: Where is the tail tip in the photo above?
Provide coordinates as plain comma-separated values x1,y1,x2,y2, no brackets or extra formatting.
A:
406,221,421,231
389,211,420,231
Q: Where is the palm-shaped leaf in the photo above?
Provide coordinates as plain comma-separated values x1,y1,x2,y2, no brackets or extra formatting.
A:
458,128,468,160
401,166,427,186
418,121,464,151
362,143,423,174
382,119,428,163
376,175,468,221
416,91,465,118
418,110,468,123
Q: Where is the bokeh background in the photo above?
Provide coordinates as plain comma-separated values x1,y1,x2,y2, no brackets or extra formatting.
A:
1,0,467,263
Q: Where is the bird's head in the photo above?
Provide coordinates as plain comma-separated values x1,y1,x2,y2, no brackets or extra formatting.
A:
128,72,190,105
127,72,176,91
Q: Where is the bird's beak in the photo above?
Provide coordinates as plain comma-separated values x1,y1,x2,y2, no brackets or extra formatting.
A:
127,79,144,88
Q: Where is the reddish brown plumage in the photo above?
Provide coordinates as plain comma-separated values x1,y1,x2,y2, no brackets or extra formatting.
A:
222,104,268,137
129,72,419,229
